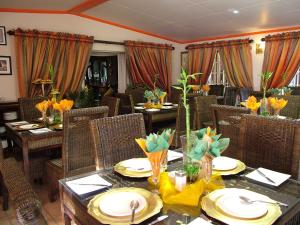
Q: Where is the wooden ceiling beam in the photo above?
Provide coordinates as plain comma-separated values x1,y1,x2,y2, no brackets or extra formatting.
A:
68,0,109,14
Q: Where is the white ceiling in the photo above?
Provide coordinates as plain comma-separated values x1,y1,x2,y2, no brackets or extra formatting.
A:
0,0,83,10
1,0,300,42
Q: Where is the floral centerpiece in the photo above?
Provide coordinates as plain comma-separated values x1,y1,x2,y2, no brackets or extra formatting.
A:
135,129,174,185
53,99,74,122
241,96,261,115
201,84,210,96
269,97,288,116
260,72,273,116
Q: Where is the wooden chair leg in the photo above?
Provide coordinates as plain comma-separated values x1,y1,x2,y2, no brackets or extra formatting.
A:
0,173,9,211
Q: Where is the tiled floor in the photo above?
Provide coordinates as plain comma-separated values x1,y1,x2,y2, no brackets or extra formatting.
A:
0,183,63,225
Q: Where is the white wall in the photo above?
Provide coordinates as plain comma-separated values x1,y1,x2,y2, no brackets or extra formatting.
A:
0,12,182,100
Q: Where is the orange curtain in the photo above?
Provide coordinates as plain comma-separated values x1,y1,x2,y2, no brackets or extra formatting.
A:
187,45,217,84
125,41,172,93
262,32,300,89
218,39,253,88
14,28,94,97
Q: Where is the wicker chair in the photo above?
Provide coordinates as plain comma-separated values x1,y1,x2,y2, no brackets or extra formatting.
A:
290,86,300,95
2,157,47,224
18,96,47,121
0,142,8,210
46,106,109,201
194,95,217,129
115,93,135,114
90,113,146,169
101,96,120,117
223,87,239,106
240,115,300,179
211,104,250,160
276,95,300,119
170,85,182,104
238,87,251,102
208,84,225,96
125,87,146,104
173,98,197,148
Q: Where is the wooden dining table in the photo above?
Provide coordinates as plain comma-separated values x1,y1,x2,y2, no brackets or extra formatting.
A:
59,160,300,225
134,106,177,133
5,122,62,180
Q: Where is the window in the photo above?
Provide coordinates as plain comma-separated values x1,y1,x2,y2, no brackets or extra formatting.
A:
289,67,300,86
207,51,228,85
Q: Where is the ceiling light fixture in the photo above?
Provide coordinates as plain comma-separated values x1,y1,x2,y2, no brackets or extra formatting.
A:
232,10,239,14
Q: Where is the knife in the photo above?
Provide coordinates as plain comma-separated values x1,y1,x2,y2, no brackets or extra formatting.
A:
148,215,168,225
257,169,276,184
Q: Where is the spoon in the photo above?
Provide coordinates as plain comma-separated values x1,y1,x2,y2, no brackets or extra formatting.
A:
130,200,139,223
239,196,288,207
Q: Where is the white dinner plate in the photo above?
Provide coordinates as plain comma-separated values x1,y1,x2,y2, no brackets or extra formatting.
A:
161,106,173,109
212,156,237,171
173,104,178,107
134,106,144,110
99,192,147,217
163,102,173,106
136,103,145,106
19,124,40,129
216,190,268,219
145,108,160,112
121,158,152,172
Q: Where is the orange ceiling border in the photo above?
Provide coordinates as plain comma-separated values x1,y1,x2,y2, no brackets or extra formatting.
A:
0,8,66,14
1,7,300,44
181,25,300,44
68,0,109,13
76,13,182,43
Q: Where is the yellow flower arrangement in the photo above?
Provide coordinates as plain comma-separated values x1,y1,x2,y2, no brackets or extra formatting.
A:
241,96,261,113
201,84,210,93
190,85,200,92
269,97,288,111
35,100,52,113
53,99,74,112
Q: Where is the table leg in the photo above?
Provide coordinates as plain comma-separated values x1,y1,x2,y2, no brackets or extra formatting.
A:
22,139,30,181
59,185,72,225
147,114,153,133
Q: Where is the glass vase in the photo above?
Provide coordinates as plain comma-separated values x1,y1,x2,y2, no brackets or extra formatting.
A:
146,150,168,185
260,98,270,116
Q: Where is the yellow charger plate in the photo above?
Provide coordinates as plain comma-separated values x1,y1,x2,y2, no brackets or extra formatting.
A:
201,188,282,225
87,187,163,225
213,160,246,176
114,158,152,178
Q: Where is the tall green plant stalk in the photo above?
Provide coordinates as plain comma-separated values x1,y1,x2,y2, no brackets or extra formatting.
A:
174,69,201,151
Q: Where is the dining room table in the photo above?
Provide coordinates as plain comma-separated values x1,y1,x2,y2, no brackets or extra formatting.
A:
134,104,177,133
5,121,62,180
59,158,300,225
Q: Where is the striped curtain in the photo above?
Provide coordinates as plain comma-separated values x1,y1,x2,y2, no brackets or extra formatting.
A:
218,39,253,88
125,41,172,93
262,31,300,89
188,45,217,84
14,28,94,97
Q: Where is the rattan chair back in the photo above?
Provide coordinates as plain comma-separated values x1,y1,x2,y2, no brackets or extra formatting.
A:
90,113,146,169
115,93,135,114
101,96,120,117
240,115,300,179
173,97,197,148
18,96,47,121
194,95,217,129
291,86,300,95
125,87,146,104
211,104,250,159
224,87,239,106
208,84,225,96
275,95,300,119
2,158,47,225
62,106,109,177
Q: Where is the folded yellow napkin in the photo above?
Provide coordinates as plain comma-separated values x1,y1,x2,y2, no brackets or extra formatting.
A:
157,172,224,207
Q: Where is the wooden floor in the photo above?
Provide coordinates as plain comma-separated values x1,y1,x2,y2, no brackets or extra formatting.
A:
0,183,64,225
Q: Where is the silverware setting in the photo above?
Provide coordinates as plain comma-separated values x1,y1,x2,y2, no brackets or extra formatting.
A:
130,200,139,223
256,169,276,184
239,196,288,207
148,215,168,225
72,183,110,187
